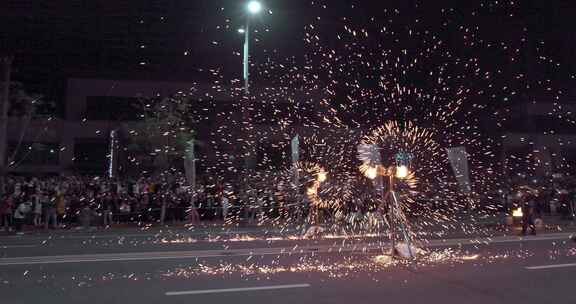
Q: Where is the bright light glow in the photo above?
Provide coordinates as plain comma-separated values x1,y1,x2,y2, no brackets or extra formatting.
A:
238,28,246,34
317,171,327,182
512,207,523,218
307,187,316,196
395,165,409,179
462,254,480,261
366,166,378,180
247,1,262,14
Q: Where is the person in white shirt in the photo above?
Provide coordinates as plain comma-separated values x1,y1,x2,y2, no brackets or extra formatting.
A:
13,201,29,234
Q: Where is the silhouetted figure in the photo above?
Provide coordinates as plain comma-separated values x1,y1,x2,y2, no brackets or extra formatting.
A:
521,193,536,236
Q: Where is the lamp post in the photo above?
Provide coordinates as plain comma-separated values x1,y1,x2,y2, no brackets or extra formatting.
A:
242,1,262,94
238,1,262,170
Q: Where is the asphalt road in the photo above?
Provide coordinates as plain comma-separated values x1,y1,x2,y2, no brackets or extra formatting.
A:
1,228,575,304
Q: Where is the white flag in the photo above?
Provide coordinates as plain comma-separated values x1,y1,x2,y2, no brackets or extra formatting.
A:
446,147,471,194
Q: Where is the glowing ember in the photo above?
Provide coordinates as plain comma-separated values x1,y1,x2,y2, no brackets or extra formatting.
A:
395,165,409,179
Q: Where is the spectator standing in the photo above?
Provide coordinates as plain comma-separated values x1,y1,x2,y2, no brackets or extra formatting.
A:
187,197,200,225
0,195,13,231
102,192,114,227
56,192,67,227
43,191,58,229
13,200,30,235
33,192,42,227
521,192,537,236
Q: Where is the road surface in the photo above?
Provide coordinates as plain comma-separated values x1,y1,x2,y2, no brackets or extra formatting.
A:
1,227,575,304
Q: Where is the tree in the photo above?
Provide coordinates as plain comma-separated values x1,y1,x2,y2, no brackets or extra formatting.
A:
0,57,53,193
124,93,195,175
0,56,10,194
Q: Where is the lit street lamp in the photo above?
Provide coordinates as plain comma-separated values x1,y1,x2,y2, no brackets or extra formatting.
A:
242,1,262,94
247,1,262,14
238,1,263,170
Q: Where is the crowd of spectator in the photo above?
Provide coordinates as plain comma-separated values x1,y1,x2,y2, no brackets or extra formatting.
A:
3,171,576,235
0,175,186,234
503,174,576,218
0,174,303,234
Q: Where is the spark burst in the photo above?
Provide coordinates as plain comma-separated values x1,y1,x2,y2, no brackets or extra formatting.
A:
118,0,576,277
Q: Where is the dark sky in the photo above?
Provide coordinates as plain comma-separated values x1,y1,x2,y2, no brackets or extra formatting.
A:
0,0,575,104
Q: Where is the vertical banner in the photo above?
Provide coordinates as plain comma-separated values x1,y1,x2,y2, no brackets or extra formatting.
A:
108,130,118,179
184,139,196,189
291,135,300,186
291,135,300,164
184,139,197,209
446,147,471,194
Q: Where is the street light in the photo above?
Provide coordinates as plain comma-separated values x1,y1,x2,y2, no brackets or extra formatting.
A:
247,1,262,14
239,1,263,170
242,1,263,94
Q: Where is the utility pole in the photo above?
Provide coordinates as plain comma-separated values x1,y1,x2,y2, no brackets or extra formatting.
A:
0,56,13,195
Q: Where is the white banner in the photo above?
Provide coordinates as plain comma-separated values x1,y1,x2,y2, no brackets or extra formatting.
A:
446,146,471,194
184,140,195,186
291,135,300,164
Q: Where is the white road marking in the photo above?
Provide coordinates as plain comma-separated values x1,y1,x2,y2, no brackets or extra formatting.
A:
0,245,36,249
526,263,576,270
1,229,294,240
0,232,572,266
165,284,311,296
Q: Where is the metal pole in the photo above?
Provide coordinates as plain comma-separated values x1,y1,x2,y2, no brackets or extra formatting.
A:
392,190,414,258
382,174,395,251
108,130,117,179
191,147,196,206
242,18,255,170
190,140,196,206
243,18,250,95
570,198,575,226
0,57,13,196
389,172,414,259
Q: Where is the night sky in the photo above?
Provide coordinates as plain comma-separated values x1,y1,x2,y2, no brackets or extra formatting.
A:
1,0,575,107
